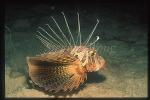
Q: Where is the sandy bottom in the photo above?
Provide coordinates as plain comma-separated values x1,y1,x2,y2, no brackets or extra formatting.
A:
5,64,147,98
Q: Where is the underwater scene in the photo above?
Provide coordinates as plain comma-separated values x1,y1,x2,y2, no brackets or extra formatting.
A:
5,2,148,98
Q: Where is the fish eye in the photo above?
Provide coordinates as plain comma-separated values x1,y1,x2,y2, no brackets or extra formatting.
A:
91,52,95,56
90,50,96,56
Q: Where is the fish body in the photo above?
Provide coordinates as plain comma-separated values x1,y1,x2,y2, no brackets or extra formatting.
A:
27,12,106,92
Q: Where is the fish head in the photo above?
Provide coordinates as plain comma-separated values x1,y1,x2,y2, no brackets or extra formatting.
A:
84,47,106,72
71,46,106,72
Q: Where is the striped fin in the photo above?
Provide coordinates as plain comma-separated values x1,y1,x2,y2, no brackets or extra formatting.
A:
27,54,87,92
28,50,76,65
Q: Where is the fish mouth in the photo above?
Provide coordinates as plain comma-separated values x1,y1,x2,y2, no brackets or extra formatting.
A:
100,58,106,70
95,55,106,71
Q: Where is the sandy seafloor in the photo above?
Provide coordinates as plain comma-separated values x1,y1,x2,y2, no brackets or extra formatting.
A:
5,3,148,98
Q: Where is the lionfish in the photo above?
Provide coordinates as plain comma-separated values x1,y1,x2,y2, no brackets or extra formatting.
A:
27,12,106,93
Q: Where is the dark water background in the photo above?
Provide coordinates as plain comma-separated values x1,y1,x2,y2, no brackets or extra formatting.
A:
5,1,148,97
